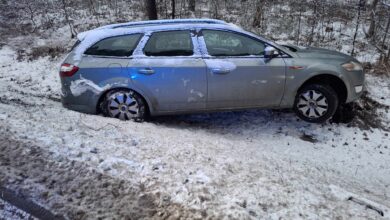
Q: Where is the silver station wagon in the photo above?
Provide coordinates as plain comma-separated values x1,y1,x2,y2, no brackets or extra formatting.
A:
60,19,365,123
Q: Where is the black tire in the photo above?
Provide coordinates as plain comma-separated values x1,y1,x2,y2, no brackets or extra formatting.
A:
101,89,146,122
293,84,339,123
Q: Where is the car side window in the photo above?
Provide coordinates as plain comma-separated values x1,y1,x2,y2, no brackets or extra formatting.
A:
143,31,193,56
85,34,142,57
202,30,265,57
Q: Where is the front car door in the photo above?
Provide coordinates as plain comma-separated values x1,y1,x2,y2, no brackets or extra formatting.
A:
199,29,286,109
128,30,207,113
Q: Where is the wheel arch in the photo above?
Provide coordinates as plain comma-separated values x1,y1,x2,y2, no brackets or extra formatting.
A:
297,73,348,104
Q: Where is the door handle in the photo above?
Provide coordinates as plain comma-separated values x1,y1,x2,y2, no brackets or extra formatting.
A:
211,68,231,75
138,68,155,75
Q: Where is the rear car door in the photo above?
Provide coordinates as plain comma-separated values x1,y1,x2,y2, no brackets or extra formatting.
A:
200,29,286,109
128,30,207,113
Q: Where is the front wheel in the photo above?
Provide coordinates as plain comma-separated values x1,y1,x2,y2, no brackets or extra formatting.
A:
102,89,146,122
293,84,339,123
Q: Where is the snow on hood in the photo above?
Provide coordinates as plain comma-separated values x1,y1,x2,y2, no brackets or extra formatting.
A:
70,75,111,96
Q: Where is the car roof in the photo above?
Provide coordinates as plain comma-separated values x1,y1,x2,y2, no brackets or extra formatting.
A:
77,19,243,41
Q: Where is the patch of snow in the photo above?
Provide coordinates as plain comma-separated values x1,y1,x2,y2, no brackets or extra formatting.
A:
69,75,111,96
365,74,390,106
182,78,190,87
251,79,268,85
190,89,204,98
187,97,197,102
98,157,142,176
0,113,7,120
92,18,227,32
204,59,237,71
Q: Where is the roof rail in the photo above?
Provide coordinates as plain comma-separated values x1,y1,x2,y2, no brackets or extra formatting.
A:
97,19,227,30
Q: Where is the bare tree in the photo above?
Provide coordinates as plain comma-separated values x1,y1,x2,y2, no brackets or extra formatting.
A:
171,0,175,18
351,0,364,56
366,0,380,38
382,15,390,47
252,2,263,28
188,0,195,14
24,1,37,32
296,3,303,45
60,0,77,38
145,0,158,20
308,0,320,45
210,0,220,19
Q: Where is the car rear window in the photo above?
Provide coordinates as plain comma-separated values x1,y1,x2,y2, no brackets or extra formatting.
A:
143,31,193,56
84,34,142,57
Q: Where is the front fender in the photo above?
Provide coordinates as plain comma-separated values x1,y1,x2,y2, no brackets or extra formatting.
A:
280,59,350,107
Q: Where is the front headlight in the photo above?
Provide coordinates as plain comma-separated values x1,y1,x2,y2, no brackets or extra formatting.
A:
341,61,363,71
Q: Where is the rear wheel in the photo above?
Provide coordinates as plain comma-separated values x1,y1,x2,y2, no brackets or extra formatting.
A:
102,89,146,122
294,84,339,123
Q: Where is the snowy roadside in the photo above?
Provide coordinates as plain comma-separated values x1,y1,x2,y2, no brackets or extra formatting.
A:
366,74,390,106
0,46,389,219
0,198,36,220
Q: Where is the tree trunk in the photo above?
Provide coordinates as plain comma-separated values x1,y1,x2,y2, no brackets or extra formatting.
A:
351,0,364,56
387,47,390,62
61,0,77,38
308,0,318,45
26,3,36,32
296,8,302,45
252,2,263,28
188,0,195,13
382,15,390,47
171,0,175,19
366,0,379,38
145,0,158,20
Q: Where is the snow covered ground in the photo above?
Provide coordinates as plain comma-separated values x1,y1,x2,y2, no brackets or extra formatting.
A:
0,45,389,219
0,198,35,220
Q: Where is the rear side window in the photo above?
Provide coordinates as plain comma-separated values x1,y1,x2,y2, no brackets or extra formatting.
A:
202,30,265,57
85,34,142,57
143,31,193,56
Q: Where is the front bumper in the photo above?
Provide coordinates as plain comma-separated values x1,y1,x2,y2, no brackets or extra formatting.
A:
343,69,365,103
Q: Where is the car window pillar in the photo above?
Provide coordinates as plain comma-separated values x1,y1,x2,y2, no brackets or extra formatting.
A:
132,31,152,57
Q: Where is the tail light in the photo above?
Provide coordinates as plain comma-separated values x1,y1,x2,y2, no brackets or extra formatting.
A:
60,63,79,77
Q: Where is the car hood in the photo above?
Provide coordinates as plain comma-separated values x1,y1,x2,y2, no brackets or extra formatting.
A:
282,44,354,61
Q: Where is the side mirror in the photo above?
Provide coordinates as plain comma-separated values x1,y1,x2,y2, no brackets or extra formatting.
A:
264,46,278,59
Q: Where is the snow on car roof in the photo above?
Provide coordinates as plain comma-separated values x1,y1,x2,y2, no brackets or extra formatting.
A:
104,18,227,29
77,19,228,41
